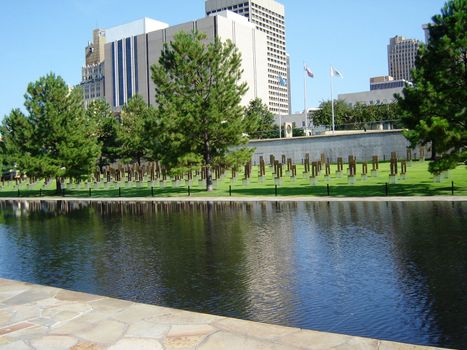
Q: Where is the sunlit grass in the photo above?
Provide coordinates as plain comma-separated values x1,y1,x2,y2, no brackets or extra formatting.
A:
1,161,465,198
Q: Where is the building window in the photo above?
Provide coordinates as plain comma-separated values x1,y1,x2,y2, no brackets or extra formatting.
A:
126,37,132,99
134,36,138,93
117,40,124,107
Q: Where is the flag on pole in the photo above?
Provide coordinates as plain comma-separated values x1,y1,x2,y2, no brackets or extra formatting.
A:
277,74,287,86
304,65,314,78
330,66,343,78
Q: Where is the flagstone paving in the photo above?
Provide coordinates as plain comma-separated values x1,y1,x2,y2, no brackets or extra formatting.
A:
0,278,453,350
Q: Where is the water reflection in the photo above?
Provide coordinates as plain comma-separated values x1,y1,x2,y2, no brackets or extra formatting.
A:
0,200,465,349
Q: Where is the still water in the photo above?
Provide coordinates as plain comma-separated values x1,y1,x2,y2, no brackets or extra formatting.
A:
0,200,466,349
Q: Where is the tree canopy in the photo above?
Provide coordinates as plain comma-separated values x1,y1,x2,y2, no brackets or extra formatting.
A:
118,95,154,165
0,73,100,190
150,31,249,191
244,98,275,139
312,100,400,130
86,99,120,171
397,0,466,174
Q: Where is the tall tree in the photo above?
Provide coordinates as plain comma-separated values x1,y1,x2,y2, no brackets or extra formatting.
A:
118,95,154,165
244,98,275,139
151,31,249,191
86,99,120,171
312,100,353,128
397,0,466,174
0,74,100,191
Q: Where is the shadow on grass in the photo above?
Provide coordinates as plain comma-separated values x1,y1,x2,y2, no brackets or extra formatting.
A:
222,183,462,197
0,183,464,199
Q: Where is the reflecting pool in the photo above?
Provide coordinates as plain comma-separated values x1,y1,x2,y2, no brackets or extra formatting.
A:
0,200,465,349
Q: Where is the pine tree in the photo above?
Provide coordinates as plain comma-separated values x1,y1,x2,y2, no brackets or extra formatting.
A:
397,0,466,174
313,100,353,128
244,98,275,139
151,31,248,191
86,99,120,171
0,74,100,191
118,95,154,166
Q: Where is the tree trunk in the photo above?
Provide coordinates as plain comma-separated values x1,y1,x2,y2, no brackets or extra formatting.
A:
204,136,213,192
431,140,437,160
205,166,213,192
55,177,62,194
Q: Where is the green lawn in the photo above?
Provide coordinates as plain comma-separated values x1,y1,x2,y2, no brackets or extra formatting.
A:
1,161,465,198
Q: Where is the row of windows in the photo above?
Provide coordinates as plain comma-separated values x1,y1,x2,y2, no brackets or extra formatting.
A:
270,42,286,51
370,81,405,90
206,2,249,16
265,35,286,47
254,22,285,39
268,61,287,71
268,57,287,67
268,52,287,61
270,100,289,106
251,2,285,22
251,11,284,30
252,11,285,32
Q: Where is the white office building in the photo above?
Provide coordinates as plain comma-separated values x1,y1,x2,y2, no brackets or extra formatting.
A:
205,0,290,115
103,12,269,110
338,76,412,107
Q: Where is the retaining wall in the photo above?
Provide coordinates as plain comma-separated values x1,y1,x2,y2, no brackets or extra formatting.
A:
247,130,428,164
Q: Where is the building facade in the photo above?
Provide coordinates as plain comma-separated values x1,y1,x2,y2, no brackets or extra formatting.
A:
370,75,411,91
205,0,289,115
338,88,403,107
103,12,269,111
387,35,421,81
80,29,106,105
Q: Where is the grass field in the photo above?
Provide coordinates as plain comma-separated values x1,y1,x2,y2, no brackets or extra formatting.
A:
0,161,465,198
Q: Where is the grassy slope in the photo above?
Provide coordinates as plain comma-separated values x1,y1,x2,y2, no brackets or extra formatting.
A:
0,161,465,198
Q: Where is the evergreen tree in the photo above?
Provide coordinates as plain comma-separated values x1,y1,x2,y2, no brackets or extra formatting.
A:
86,99,120,171
151,31,248,191
397,0,466,173
118,95,154,165
244,98,275,139
0,74,100,191
312,100,353,128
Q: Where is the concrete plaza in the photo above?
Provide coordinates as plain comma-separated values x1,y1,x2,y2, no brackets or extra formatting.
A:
0,278,451,350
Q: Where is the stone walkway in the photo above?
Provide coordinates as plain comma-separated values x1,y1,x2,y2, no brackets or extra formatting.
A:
0,279,451,350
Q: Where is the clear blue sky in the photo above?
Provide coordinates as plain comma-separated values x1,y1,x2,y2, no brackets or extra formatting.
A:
0,0,446,118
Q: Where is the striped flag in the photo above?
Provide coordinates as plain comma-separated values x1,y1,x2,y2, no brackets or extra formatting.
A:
330,66,343,78
304,65,314,78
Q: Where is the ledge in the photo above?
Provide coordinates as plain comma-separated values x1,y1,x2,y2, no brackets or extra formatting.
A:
0,278,452,349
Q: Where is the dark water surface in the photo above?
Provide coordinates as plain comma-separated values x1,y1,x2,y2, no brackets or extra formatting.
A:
0,200,466,349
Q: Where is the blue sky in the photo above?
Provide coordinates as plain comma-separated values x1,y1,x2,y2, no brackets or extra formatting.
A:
0,0,446,118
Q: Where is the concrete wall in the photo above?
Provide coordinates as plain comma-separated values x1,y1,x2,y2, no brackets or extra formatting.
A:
247,130,427,164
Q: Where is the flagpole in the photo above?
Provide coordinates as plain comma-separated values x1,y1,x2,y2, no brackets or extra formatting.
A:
303,63,307,133
330,66,335,134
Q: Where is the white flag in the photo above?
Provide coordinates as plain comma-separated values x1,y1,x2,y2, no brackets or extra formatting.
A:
330,66,343,78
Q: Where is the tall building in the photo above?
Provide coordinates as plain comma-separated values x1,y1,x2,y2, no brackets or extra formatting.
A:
387,35,421,82
81,29,106,105
205,0,289,115
103,12,269,110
